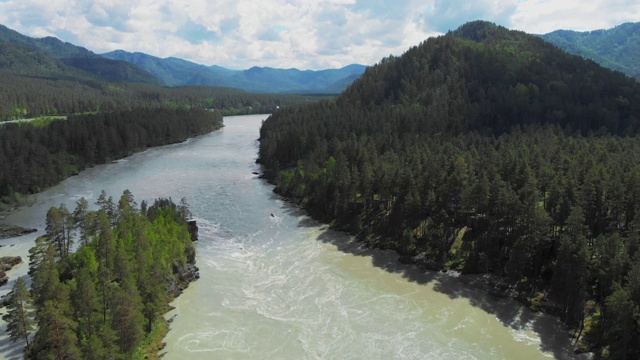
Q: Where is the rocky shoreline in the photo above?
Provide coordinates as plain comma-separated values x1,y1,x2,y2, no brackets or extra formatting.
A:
0,256,23,287
267,181,586,353
0,224,37,241
168,220,201,296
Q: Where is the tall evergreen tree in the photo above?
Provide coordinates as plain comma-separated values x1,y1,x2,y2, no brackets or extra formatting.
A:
73,197,91,247
2,277,34,347
59,203,76,258
28,299,80,360
45,206,65,258
110,278,144,355
550,206,591,326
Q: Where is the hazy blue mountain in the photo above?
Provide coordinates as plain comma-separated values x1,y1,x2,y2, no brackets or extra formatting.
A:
101,50,238,86
232,64,367,93
102,49,366,93
0,24,160,84
541,22,640,80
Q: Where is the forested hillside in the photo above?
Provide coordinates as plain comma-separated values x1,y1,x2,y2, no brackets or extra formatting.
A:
0,43,94,80
0,107,222,206
0,71,326,121
101,50,239,87
0,24,160,84
0,24,94,59
258,21,640,357
542,22,640,80
3,193,198,358
0,24,332,209
0,23,334,121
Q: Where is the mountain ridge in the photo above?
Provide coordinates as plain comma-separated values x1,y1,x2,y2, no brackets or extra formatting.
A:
102,49,367,93
0,24,161,84
336,20,640,134
257,21,640,357
541,22,640,80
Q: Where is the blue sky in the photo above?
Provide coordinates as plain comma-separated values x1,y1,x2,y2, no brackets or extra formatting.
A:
0,0,638,69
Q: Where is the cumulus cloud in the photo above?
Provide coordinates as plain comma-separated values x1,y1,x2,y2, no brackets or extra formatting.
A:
0,0,637,69
509,0,640,34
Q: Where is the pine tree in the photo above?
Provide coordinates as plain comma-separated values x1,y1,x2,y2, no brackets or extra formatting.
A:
29,299,80,360
73,197,90,247
96,190,117,226
604,284,637,359
111,277,144,354
80,333,107,360
72,267,100,339
550,206,591,327
30,243,61,308
45,206,65,258
2,277,34,347
139,262,167,333
59,203,76,258
28,236,49,278
94,210,116,324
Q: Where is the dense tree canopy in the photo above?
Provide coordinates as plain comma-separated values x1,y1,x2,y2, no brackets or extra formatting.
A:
21,193,197,359
542,22,640,80
0,72,328,121
258,21,640,357
0,107,222,203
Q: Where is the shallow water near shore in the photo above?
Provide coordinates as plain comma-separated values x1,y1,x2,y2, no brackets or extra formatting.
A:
0,114,583,359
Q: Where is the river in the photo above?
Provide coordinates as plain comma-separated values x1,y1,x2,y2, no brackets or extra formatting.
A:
0,114,582,359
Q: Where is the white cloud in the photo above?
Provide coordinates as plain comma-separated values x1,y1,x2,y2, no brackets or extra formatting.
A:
0,0,637,69
509,0,640,34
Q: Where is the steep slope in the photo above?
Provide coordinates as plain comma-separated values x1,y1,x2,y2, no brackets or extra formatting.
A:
101,50,236,86
0,24,160,84
541,22,640,80
0,42,94,80
0,24,94,59
258,22,640,357
337,20,640,135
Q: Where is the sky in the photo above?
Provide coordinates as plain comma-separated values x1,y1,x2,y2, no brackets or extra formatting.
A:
0,0,638,70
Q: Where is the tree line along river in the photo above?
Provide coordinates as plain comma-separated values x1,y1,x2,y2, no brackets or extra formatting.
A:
0,114,583,359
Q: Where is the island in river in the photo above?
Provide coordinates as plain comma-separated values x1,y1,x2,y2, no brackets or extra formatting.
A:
3,192,199,359
0,106,220,359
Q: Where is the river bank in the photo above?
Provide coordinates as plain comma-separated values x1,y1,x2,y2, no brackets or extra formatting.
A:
0,224,36,241
0,115,584,359
264,179,588,357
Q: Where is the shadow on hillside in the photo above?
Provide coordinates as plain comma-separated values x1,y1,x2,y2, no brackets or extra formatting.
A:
307,222,584,360
265,186,584,358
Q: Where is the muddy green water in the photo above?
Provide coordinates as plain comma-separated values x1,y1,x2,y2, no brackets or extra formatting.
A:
0,114,582,359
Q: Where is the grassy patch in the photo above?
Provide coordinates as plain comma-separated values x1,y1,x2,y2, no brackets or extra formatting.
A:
132,318,169,360
446,227,471,270
30,115,67,128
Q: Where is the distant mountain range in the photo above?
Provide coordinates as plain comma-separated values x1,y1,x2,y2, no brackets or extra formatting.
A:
2,21,639,95
0,22,366,93
0,24,161,84
101,50,367,93
541,22,640,80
